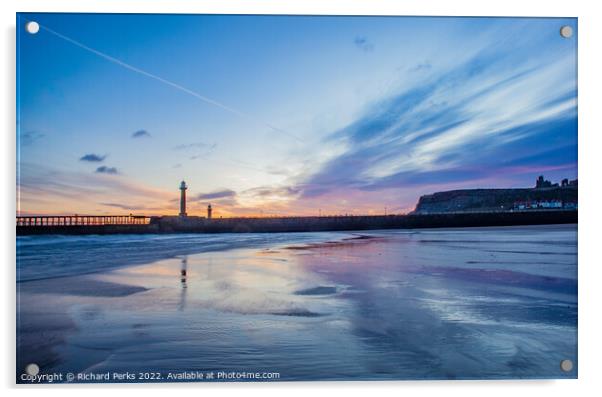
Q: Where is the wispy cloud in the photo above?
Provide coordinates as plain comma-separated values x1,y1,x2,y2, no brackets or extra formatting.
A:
80,153,107,162
409,62,432,73
99,202,137,210
297,42,577,200
354,36,374,52
18,17,577,217
196,189,236,200
244,186,300,199
132,129,151,138
36,21,301,142
98,202,163,212
173,142,216,151
20,131,45,146
95,166,119,174
17,163,177,215
173,142,217,161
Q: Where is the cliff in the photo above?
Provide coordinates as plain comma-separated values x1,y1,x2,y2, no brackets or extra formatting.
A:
412,186,577,214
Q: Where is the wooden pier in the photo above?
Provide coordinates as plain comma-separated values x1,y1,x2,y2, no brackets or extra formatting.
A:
16,214,151,227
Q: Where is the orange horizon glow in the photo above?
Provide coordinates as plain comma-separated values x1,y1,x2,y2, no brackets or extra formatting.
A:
16,171,420,219
16,207,415,218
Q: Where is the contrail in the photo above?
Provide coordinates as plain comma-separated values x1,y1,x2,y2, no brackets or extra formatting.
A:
33,21,302,142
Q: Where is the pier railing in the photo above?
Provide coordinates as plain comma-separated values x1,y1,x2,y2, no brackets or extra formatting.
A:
16,215,151,227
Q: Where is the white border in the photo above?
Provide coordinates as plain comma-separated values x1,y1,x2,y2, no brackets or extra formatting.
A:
3,1,601,396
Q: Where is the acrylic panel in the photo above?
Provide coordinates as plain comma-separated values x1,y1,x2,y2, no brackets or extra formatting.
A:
16,13,578,383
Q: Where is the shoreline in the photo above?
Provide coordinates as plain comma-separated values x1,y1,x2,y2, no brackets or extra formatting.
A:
17,224,576,284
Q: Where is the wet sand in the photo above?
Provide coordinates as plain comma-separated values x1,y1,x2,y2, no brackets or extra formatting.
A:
17,225,577,382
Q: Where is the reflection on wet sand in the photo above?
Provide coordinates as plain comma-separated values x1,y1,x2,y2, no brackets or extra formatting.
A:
179,256,187,311
17,225,577,381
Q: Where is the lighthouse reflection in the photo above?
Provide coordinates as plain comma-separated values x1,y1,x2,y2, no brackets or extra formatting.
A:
178,256,188,311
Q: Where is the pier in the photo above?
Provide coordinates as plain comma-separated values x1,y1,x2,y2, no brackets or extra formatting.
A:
16,214,151,227
16,210,577,236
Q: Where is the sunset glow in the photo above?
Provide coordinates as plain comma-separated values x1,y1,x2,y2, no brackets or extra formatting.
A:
17,14,577,217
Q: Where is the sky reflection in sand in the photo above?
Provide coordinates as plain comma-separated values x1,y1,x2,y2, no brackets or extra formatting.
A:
18,225,576,381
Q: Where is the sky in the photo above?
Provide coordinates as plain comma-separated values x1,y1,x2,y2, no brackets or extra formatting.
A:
17,14,577,217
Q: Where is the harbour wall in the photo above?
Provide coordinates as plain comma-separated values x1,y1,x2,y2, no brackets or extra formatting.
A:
16,210,577,236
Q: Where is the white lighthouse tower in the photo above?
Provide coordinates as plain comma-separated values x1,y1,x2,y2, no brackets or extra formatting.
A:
179,180,188,217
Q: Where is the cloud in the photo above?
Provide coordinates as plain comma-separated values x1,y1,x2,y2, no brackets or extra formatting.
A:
244,186,300,198
297,43,577,199
17,19,578,217
100,202,137,210
196,189,236,200
99,202,163,212
132,129,151,138
354,36,374,52
173,142,216,151
409,62,432,73
17,162,177,215
95,166,119,174
194,189,238,210
80,153,107,162
173,142,217,161
20,131,44,146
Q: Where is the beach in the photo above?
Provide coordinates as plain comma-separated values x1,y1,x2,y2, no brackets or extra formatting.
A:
17,225,577,382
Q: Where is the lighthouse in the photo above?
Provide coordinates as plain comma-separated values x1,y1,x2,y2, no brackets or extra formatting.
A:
207,204,212,219
179,180,188,217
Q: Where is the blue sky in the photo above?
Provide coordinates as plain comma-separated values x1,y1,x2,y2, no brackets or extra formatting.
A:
17,14,577,216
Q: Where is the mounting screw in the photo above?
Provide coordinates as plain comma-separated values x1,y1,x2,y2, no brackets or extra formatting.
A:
560,359,573,372
560,25,573,39
25,21,40,35
25,363,39,376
